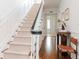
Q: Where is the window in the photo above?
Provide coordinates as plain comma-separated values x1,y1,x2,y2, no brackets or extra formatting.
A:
47,16,51,30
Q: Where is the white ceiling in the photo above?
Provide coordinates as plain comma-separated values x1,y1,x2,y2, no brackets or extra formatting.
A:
44,0,61,9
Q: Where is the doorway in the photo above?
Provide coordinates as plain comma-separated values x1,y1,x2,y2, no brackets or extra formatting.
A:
46,14,57,36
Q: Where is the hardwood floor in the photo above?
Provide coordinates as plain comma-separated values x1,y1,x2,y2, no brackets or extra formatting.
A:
39,36,57,59
43,52,57,59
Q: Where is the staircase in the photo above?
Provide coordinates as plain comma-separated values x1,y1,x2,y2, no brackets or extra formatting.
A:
2,4,41,59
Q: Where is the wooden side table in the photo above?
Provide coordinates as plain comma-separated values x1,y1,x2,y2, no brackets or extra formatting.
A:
57,32,71,59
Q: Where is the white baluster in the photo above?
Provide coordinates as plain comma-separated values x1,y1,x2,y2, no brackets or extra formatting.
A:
36,35,40,59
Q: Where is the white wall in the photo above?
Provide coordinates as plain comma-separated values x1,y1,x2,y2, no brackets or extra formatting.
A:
0,0,38,52
59,0,79,37
59,0,79,59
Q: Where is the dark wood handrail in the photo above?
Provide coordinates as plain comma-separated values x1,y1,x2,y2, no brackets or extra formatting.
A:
31,3,42,34
31,30,42,34
31,3,42,29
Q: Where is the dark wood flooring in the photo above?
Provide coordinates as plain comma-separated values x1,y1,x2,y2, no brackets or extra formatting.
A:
39,36,57,59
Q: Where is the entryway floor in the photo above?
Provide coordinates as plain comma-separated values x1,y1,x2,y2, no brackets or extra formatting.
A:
39,36,57,59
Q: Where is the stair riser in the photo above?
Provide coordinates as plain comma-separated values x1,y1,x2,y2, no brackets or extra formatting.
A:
14,37,31,44
9,44,31,52
15,34,32,37
16,32,32,37
4,53,30,59
16,31,31,34
21,21,34,25
15,35,32,37
23,21,34,24
20,24,32,27
18,27,31,31
19,25,32,28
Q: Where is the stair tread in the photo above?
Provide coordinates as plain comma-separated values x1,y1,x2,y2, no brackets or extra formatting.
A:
19,29,31,31
15,36,32,38
10,41,31,46
15,31,32,37
19,24,32,28
17,30,31,32
19,26,31,29
14,36,32,38
19,26,31,30
22,23,32,26
17,30,31,33
15,35,32,37
24,18,35,21
13,37,31,43
21,23,33,26
22,21,34,24
4,49,31,55
13,37,31,42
